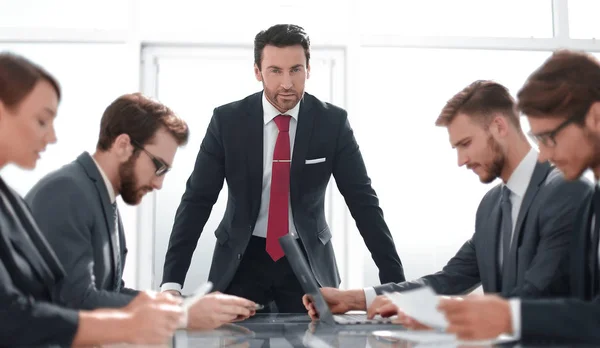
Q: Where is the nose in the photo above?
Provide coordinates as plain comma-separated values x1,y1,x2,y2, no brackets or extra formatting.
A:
281,73,293,90
46,126,57,145
152,174,165,190
457,150,469,167
537,144,552,163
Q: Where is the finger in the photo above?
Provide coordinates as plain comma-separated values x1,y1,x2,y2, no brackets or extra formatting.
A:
438,298,465,312
220,304,252,318
302,295,311,308
377,303,399,318
308,309,319,320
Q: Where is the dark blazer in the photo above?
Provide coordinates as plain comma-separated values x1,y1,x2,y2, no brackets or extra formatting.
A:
374,162,592,299
162,91,405,291
25,152,137,310
0,177,79,347
521,190,600,343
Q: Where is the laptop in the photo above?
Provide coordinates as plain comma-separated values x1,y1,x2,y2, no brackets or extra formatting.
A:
279,234,396,326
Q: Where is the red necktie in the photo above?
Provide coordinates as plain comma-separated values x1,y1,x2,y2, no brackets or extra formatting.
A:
266,115,291,261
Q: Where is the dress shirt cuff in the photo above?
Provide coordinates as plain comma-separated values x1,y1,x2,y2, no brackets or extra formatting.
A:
364,287,377,309
161,282,183,293
508,298,521,339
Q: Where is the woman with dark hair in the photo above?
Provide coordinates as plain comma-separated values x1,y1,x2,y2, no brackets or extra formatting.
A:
0,52,183,346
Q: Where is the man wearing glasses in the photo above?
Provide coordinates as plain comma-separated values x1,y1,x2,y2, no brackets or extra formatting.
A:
437,51,600,343
306,80,592,321
25,93,258,329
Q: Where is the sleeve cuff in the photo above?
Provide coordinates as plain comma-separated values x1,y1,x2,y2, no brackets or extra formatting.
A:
161,282,183,293
508,298,521,339
364,287,377,309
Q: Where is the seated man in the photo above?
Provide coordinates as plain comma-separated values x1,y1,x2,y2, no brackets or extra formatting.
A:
26,93,256,329
438,50,600,343
304,80,592,319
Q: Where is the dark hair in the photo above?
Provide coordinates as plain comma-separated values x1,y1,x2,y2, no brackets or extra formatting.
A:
254,24,310,70
96,93,189,151
436,80,520,129
0,52,61,110
518,50,600,120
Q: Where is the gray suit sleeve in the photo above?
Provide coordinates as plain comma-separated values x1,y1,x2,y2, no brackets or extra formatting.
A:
374,237,481,295
26,179,135,309
521,297,600,342
505,178,593,298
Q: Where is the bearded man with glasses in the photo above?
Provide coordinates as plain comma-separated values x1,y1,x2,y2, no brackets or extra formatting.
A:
24,93,258,330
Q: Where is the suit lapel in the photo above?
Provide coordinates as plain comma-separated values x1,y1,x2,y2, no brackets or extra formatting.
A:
502,161,552,291
76,152,120,284
246,93,265,221
485,192,502,293
290,95,315,198
0,178,64,292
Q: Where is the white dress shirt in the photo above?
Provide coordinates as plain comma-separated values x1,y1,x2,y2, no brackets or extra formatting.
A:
91,156,116,203
363,148,539,315
161,92,301,293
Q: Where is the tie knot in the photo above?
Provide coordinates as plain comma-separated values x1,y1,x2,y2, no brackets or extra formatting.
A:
501,185,511,203
274,114,291,132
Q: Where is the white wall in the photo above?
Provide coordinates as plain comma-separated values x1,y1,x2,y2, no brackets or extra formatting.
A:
1,0,600,291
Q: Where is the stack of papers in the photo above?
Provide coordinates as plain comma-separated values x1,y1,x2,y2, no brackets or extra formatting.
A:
383,286,448,330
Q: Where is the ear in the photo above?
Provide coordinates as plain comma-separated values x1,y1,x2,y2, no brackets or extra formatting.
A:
306,63,311,79
585,101,600,132
254,64,262,82
112,133,134,163
490,114,510,137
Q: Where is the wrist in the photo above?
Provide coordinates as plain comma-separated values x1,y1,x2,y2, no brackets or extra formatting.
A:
503,300,513,334
346,289,367,311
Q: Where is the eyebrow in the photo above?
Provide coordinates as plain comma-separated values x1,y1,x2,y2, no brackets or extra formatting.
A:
451,137,470,148
43,107,57,117
266,65,304,70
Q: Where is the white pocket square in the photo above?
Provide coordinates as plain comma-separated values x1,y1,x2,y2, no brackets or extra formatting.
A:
305,158,326,164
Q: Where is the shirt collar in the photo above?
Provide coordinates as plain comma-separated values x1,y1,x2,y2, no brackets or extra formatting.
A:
262,92,300,125
91,156,116,204
505,148,539,198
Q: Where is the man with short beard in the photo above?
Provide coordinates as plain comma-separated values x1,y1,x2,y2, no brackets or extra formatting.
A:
25,93,258,330
437,50,600,343
161,24,405,312
304,80,592,320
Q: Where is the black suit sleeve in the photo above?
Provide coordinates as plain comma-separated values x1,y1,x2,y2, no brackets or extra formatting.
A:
374,237,481,295
505,179,592,299
162,110,226,286
0,258,79,346
332,115,405,284
521,297,600,343
27,179,136,309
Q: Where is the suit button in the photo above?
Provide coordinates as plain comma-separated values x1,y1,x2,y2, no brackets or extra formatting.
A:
237,253,242,260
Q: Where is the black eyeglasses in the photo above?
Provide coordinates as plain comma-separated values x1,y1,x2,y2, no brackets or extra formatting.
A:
130,139,171,177
527,107,589,148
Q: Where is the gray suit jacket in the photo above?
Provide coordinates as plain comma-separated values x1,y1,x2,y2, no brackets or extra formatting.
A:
25,152,138,309
375,161,593,298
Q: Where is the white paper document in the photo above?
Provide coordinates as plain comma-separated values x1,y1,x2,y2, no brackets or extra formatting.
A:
372,330,518,347
383,286,448,330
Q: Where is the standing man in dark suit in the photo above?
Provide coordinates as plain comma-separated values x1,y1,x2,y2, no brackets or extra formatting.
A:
161,24,405,312
26,93,258,329
304,81,592,319
438,50,600,343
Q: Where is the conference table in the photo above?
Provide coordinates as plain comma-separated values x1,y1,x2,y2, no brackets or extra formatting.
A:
166,314,597,348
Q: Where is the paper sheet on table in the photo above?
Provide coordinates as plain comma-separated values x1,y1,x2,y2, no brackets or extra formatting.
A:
383,286,448,330
372,330,518,347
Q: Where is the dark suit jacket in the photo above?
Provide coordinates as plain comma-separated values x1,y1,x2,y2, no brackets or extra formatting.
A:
162,92,405,291
25,152,138,310
374,162,592,299
521,191,600,343
0,177,79,347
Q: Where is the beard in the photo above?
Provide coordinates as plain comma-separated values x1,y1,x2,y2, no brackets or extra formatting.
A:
262,80,302,112
479,136,505,184
118,154,152,205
